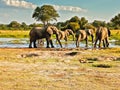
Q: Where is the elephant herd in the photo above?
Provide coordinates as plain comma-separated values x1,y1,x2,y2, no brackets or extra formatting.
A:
29,25,111,49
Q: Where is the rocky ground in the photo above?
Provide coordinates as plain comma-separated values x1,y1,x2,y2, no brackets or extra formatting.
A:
0,47,120,90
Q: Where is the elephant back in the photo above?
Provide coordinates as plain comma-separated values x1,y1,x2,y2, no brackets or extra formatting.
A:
29,27,46,39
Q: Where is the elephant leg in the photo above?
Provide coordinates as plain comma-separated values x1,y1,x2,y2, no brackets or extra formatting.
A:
50,39,54,48
29,38,33,48
103,40,106,48
85,37,88,47
91,35,94,47
46,38,50,48
98,40,102,48
72,35,75,41
105,37,109,47
64,36,68,42
29,41,32,48
94,38,98,48
33,40,37,48
56,34,62,48
76,39,79,48
91,35,94,44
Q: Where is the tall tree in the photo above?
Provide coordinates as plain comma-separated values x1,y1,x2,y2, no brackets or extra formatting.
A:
32,5,59,26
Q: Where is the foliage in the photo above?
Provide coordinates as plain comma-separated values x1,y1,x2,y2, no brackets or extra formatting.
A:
92,20,107,27
68,22,80,32
57,16,89,32
32,5,59,26
110,13,120,29
79,17,88,29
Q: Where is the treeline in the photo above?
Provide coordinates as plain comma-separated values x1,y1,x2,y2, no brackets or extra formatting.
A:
0,13,120,31
0,21,43,30
56,13,120,32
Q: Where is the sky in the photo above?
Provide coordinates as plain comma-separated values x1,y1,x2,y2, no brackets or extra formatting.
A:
0,0,120,24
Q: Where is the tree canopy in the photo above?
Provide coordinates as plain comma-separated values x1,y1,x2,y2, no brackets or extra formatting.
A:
32,5,59,26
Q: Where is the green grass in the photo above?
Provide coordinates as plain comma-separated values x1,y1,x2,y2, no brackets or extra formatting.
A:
0,30,29,38
110,30,120,40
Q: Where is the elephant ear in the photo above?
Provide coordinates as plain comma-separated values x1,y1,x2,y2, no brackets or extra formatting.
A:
46,26,53,35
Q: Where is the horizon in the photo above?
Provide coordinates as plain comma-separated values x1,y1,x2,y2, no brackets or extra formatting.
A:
0,0,120,24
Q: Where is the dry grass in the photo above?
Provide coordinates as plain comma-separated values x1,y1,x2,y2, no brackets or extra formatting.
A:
0,48,120,90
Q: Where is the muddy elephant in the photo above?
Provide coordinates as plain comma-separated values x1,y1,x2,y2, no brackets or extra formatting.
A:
75,29,94,48
94,27,111,48
58,29,75,42
29,25,62,48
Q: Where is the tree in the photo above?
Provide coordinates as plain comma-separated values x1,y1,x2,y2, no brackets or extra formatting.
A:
79,17,88,29
8,21,21,29
68,22,80,32
32,5,59,26
111,13,120,29
92,20,107,27
69,16,80,22
21,22,28,30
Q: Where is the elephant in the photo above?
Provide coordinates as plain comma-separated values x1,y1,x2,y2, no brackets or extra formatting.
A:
58,29,75,42
37,39,44,47
75,29,94,48
29,25,62,48
94,26,111,48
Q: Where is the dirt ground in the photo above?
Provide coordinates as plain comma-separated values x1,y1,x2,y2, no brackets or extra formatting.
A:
0,47,120,90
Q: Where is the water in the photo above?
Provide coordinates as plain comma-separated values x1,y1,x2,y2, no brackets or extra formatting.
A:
0,38,119,48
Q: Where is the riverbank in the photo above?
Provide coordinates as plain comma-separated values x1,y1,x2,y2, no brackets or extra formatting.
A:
0,47,120,90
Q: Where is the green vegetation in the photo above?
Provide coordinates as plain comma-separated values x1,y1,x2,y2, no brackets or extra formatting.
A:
110,30,120,40
32,5,59,26
0,30,29,38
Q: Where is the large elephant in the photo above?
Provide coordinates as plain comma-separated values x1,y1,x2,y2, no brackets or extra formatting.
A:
75,29,94,48
94,27,111,48
29,25,62,48
58,29,75,42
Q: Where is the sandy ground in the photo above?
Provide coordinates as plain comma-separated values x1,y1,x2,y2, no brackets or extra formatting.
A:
0,47,120,90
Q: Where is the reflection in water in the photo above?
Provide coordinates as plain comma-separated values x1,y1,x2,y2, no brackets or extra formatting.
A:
0,38,120,48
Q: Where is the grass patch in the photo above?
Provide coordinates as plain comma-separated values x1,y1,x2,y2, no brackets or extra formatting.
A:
0,30,29,38
110,30,120,40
